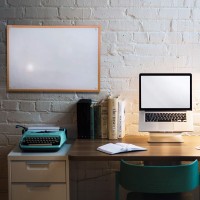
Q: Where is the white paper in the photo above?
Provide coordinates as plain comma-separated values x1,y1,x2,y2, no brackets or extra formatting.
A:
97,142,147,155
28,127,60,131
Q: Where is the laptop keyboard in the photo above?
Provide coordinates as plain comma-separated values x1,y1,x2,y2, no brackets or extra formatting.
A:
145,112,187,122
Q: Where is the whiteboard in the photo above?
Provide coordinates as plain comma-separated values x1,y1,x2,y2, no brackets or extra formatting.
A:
7,25,101,92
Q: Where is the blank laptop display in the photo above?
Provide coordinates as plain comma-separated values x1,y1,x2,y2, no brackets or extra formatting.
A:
139,73,193,135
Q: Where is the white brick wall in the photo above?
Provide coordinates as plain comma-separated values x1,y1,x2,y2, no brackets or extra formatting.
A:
0,0,200,137
1,0,200,199
25,7,58,19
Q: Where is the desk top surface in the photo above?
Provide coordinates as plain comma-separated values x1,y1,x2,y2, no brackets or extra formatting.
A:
68,135,200,161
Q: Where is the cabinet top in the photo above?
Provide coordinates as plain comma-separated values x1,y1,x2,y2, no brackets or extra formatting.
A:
8,144,71,161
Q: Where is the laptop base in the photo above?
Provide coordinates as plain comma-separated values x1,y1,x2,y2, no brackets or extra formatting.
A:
148,133,183,143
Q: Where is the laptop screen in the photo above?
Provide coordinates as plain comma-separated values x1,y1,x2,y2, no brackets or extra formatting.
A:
139,73,192,111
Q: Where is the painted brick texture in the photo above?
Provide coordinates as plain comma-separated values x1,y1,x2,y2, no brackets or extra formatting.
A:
1,0,200,200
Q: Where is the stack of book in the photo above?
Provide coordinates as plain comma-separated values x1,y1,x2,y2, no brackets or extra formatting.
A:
77,97,126,139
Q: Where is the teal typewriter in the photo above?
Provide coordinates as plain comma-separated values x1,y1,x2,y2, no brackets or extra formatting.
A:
17,125,67,152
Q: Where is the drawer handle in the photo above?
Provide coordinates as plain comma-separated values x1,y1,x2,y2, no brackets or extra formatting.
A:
27,183,51,190
26,161,50,170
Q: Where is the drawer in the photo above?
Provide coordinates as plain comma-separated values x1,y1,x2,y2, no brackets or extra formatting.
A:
11,161,66,182
11,183,66,200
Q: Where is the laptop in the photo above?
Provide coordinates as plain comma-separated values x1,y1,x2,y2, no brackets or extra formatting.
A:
139,73,193,142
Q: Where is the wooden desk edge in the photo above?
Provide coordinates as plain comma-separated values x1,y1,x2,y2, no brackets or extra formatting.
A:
68,135,200,161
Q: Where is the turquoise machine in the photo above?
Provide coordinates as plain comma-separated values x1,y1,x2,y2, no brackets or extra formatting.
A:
17,125,67,152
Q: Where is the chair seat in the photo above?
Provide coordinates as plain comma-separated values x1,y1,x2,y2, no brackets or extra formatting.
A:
127,192,194,200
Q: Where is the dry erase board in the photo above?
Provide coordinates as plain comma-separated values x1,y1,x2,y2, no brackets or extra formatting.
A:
7,25,101,92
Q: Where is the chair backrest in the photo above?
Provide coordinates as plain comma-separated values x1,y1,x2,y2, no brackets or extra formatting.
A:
116,159,199,194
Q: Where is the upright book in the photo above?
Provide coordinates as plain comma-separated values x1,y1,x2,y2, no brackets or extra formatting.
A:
118,100,126,138
93,102,101,139
77,99,92,139
99,100,108,139
90,102,96,139
108,96,118,139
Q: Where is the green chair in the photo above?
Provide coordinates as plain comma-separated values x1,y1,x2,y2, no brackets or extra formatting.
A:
115,159,200,200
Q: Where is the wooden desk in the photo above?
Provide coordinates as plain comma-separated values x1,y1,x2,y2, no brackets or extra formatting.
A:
68,135,200,162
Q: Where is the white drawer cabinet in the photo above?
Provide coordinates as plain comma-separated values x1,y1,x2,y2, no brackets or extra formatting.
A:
11,160,66,182
11,184,67,200
8,144,71,200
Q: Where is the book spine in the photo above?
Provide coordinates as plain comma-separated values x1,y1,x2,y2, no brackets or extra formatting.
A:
90,103,95,139
77,99,92,139
108,96,118,139
118,100,126,138
94,104,101,139
100,100,108,139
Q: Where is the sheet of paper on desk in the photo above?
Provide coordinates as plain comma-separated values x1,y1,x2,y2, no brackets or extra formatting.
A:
97,143,147,155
